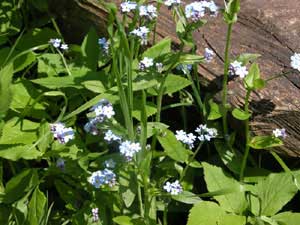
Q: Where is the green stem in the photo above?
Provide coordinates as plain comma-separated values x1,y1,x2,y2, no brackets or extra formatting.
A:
239,89,251,181
186,71,204,114
180,142,203,182
265,70,293,82
57,49,72,76
163,205,168,225
221,23,233,137
270,150,291,172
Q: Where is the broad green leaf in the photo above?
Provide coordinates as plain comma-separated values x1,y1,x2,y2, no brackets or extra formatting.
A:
147,74,192,96
232,108,251,120
37,121,51,153
187,201,246,225
208,100,222,120
81,27,99,71
272,212,300,225
27,187,47,225
0,117,39,144
172,191,201,204
0,145,42,161
113,216,133,225
37,53,65,76
13,51,36,73
214,140,242,174
146,122,169,138
244,63,260,90
16,28,59,51
119,170,136,208
132,99,157,121
0,63,13,118
249,136,283,149
83,80,106,93
202,162,247,214
4,169,39,204
0,1,22,35
254,172,298,216
143,38,171,58
157,129,189,163
31,76,81,89
237,53,261,65
253,78,266,90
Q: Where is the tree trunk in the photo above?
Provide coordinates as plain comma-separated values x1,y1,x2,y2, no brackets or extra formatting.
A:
49,0,300,157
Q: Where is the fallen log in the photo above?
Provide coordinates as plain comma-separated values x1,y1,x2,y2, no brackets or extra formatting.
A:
49,0,300,157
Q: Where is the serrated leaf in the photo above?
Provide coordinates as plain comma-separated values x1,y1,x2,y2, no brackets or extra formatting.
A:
202,162,247,214
249,136,283,149
81,27,99,71
157,129,189,163
232,108,251,120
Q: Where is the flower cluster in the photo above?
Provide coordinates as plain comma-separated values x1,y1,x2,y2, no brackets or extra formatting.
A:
104,130,121,142
120,1,137,13
164,0,181,8
195,124,218,141
185,1,218,21
84,99,115,135
175,130,196,149
88,169,117,188
139,5,157,19
119,140,141,160
291,53,300,72
49,38,68,50
229,61,248,78
273,128,287,139
130,26,150,45
204,48,215,62
91,208,99,222
50,122,75,144
139,57,154,70
163,180,183,195
98,37,110,54
176,64,193,74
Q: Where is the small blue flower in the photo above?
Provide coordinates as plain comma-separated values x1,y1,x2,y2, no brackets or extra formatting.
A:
163,180,183,195
50,123,75,144
119,140,141,160
88,169,116,188
98,37,110,54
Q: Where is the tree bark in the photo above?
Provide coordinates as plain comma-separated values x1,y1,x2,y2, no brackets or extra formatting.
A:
49,0,300,157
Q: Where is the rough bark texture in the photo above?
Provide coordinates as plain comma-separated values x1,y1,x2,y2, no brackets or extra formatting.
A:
49,0,300,157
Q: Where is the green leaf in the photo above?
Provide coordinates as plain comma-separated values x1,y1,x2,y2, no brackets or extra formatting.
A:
143,38,171,58
214,140,242,174
81,27,99,71
27,187,47,225
253,172,298,216
113,216,133,225
187,201,246,225
0,117,39,145
157,129,189,163
3,169,39,204
0,63,13,118
13,51,36,73
244,63,260,89
0,145,42,161
207,100,222,120
249,136,283,149
202,162,247,214
82,80,106,93
232,108,251,120
272,212,300,225
253,78,266,90
31,76,80,89
132,99,157,121
172,191,201,204
16,28,59,51
237,53,261,65
0,204,10,224
178,54,204,65
37,53,65,76
146,122,169,138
